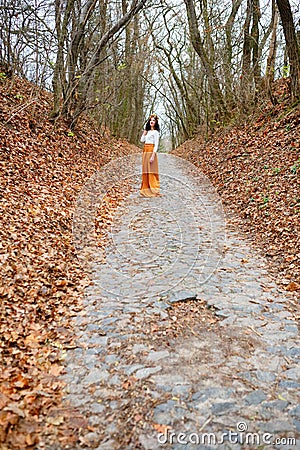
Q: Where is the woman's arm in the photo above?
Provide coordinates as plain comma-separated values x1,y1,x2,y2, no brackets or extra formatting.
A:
150,131,159,163
141,130,147,142
153,130,159,152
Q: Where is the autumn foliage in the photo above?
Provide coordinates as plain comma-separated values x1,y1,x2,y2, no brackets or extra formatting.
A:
0,76,137,447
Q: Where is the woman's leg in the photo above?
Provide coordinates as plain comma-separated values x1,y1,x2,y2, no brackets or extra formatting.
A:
140,144,160,197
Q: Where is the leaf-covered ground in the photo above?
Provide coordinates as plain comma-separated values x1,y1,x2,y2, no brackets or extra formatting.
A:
0,76,138,448
174,80,300,296
1,76,299,448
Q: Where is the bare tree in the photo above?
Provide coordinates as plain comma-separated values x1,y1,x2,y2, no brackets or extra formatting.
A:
51,0,148,127
0,0,54,84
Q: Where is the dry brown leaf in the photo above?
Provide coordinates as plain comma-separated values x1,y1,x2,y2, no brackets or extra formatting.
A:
49,364,64,377
3,403,25,418
286,281,300,292
152,423,172,434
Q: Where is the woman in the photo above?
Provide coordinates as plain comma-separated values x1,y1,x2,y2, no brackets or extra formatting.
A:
140,114,161,197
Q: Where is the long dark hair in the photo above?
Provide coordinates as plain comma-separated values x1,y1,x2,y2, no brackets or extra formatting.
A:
145,114,160,132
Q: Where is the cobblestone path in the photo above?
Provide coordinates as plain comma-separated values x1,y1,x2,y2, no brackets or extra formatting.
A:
63,154,299,449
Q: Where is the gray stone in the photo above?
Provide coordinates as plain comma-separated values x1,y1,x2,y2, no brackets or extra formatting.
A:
255,371,276,383
262,400,289,411
108,375,120,385
88,415,103,426
95,439,117,450
283,367,300,380
237,371,256,383
293,420,300,433
105,354,118,364
266,345,287,355
123,306,142,313
216,444,242,450
154,400,177,413
230,303,262,313
193,387,235,402
215,310,232,318
101,317,120,326
257,420,295,433
89,402,106,414
132,344,149,354
124,364,145,375
286,347,300,359
86,323,102,331
86,347,104,356
289,405,300,418
168,290,196,303
284,325,299,333
64,383,84,395
153,301,170,311
211,402,236,415
86,336,108,346
69,395,90,407
279,380,300,389
147,350,170,362
149,373,185,387
82,432,101,446
244,389,267,405
172,385,191,397
219,316,236,326
139,433,161,450
83,369,109,384
109,400,119,409
151,411,174,426
135,366,162,379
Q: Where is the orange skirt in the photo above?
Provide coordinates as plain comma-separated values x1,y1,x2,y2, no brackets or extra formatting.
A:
140,143,160,197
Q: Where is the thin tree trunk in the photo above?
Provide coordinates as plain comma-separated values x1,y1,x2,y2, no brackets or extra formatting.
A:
51,0,75,118
266,1,279,104
224,0,243,105
276,0,300,100
240,0,252,109
251,0,261,94
184,0,228,119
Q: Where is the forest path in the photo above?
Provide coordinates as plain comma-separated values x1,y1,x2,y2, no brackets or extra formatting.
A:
62,154,299,449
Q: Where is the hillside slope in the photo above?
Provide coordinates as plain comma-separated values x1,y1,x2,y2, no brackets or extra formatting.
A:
0,76,138,447
174,81,300,293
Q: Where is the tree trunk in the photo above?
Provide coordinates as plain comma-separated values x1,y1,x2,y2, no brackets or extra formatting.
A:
266,1,279,104
184,0,228,119
224,0,243,106
240,0,252,109
276,0,300,100
251,0,261,94
51,0,75,118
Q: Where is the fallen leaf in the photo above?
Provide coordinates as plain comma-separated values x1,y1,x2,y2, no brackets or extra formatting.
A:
286,281,300,292
153,423,172,434
4,403,25,418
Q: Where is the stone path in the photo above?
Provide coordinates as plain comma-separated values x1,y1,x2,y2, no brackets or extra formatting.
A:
63,154,299,449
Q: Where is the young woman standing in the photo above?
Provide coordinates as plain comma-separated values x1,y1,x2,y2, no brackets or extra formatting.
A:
140,114,161,197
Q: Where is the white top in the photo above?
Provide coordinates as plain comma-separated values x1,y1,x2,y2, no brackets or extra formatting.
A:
141,129,159,152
